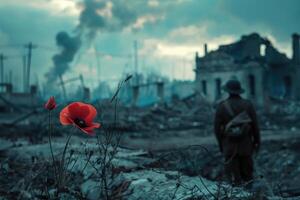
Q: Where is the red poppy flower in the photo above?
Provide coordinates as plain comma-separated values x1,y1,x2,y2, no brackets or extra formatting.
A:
59,102,101,135
45,96,56,111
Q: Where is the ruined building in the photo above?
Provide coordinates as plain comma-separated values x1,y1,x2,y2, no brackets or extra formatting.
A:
195,33,300,107
0,84,38,113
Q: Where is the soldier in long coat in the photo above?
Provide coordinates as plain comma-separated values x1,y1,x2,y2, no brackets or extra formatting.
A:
214,79,260,185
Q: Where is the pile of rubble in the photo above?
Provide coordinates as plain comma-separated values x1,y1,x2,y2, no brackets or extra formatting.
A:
95,95,300,137
97,95,214,136
153,138,300,198
4,94,300,137
0,137,284,200
258,98,300,131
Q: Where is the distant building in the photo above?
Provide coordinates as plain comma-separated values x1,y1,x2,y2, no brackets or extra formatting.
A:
170,80,195,99
195,33,300,107
0,83,39,112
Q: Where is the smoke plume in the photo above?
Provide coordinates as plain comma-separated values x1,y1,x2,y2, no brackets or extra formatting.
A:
46,0,141,84
46,31,81,83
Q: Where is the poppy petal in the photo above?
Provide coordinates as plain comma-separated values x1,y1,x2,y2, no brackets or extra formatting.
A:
68,119,88,133
59,102,101,135
81,127,96,135
80,123,100,135
68,102,90,120
86,123,101,130
68,118,94,134
60,107,73,125
91,122,101,128
85,105,98,124
74,125,95,135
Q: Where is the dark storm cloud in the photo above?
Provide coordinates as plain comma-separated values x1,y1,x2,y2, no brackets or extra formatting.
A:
77,0,138,38
220,0,300,40
1,0,299,87
44,0,300,85
139,0,300,42
77,0,106,36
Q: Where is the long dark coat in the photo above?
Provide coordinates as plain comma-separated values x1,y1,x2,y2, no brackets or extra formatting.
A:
214,95,260,156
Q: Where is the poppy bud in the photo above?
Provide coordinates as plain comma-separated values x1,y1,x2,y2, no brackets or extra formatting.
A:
45,96,56,111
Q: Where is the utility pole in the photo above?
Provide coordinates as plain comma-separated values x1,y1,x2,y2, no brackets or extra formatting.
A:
24,42,37,92
23,55,27,92
59,74,67,101
94,46,101,84
79,74,85,88
0,53,7,84
9,70,12,85
134,40,138,85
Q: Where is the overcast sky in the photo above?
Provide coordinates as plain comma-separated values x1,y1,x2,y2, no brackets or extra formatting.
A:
0,0,299,91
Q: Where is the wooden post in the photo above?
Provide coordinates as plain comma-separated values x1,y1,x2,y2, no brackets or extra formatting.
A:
24,42,37,92
59,74,67,101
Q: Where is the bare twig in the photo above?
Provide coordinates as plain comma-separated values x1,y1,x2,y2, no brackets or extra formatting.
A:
48,111,58,182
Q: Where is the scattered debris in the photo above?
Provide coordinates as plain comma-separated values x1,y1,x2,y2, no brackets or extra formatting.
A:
1,136,300,199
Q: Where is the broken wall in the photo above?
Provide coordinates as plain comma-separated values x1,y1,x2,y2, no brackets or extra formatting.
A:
195,65,265,106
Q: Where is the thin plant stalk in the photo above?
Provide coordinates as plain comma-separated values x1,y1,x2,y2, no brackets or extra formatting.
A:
61,133,73,169
58,132,73,189
48,110,58,182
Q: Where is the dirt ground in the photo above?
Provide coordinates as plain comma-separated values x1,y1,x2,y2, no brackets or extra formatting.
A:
119,129,300,197
1,124,300,199
120,129,300,151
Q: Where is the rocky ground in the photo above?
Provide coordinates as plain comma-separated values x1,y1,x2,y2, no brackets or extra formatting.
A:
1,97,300,199
0,128,300,200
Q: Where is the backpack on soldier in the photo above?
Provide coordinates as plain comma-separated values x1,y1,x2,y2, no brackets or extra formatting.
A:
223,100,252,140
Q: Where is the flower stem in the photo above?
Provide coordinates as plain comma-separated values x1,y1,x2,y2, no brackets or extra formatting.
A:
48,111,58,183
58,132,73,189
